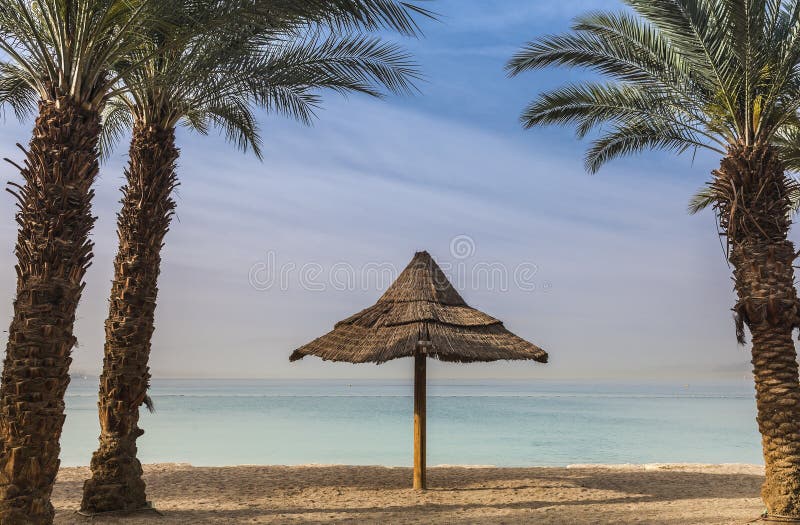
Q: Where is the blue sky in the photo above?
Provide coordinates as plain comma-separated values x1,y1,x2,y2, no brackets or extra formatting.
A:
0,0,770,380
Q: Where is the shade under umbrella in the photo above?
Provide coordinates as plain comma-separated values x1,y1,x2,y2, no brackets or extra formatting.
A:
290,251,548,488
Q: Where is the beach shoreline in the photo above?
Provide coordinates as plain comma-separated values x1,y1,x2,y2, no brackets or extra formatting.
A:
53,463,766,524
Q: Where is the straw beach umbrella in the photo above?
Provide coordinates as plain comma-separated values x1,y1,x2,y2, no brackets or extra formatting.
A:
290,251,548,489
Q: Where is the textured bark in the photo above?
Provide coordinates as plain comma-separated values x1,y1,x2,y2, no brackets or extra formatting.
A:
0,98,100,524
714,144,800,518
81,123,178,514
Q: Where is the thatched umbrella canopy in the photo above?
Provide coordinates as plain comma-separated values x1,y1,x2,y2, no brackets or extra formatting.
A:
290,251,548,488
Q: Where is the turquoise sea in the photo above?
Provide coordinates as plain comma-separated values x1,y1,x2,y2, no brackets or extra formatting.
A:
60,378,762,468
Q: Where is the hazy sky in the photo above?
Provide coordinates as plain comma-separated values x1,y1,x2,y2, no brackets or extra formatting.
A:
0,0,769,381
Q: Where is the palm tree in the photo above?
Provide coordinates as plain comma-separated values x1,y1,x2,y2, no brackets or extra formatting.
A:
0,1,175,522
79,0,431,513
507,0,800,518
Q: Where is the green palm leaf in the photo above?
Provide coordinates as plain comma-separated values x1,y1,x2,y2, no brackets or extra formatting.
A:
508,0,800,174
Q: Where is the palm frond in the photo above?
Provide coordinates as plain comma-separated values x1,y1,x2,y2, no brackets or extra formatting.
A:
99,95,135,161
775,123,800,171
688,186,718,214
585,119,704,173
102,0,425,161
520,82,723,147
0,61,38,120
508,10,698,96
182,95,263,158
0,0,181,109
254,34,420,100
241,0,436,37
509,0,800,173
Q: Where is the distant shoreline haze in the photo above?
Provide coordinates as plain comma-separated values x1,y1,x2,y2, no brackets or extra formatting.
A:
64,362,756,382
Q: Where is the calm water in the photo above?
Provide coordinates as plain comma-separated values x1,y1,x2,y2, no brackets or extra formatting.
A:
60,378,762,467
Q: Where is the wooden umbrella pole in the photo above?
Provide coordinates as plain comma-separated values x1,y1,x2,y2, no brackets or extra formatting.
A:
413,342,428,490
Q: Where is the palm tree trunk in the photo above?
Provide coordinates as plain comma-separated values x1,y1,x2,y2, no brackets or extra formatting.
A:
80,122,178,514
715,144,800,518
0,97,100,524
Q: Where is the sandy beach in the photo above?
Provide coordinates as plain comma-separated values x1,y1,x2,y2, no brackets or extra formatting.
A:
52,463,765,524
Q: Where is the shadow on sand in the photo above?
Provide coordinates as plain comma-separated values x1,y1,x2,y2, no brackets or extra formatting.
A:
53,465,765,524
